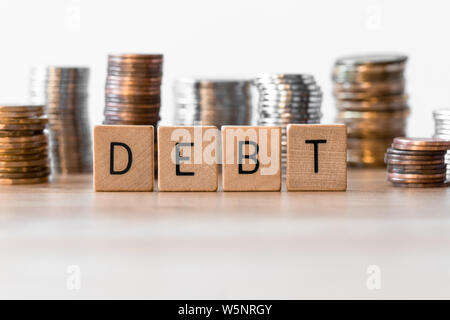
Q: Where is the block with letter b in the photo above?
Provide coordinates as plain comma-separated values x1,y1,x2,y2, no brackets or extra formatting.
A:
94,125,154,191
222,126,282,191
286,124,347,191
158,126,219,191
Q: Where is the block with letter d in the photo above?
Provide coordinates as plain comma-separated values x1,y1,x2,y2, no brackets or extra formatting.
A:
286,124,347,191
158,126,219,191
93,125,154,191
221,126,282,191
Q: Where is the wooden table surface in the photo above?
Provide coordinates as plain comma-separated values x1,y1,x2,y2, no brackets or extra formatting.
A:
1,169,449,299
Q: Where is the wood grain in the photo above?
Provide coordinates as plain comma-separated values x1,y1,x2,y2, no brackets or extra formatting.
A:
1,169,450,299
94,125,154,191
287,124,347,191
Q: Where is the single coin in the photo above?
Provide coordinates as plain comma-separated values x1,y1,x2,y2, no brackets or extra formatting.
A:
387,167,445,175
390,182,449,188
385,158,445,165
0,165,48,173
388,177,445,184
0,153,48,161
0,169,49,179
0,157,48,168
386,148,446,156
393,137,450,146
0,176,49,185
387,172,447,180
0,105,44,112
0,146,48,155
0,141,47,150
0,134,47,144
385,154,444,161
0,130,44,137
386,163,446,170
0,124,47,131
392,143,450,151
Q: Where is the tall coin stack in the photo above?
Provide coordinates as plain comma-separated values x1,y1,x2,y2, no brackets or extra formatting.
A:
30,66,92,174
0,105,50,185
433,109,450,180
253,74,323,169
173,79,252,127
385,137,449,188
104,54,163,125
333,54,409,167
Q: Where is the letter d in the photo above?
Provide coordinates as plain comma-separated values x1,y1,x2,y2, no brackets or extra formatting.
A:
110,142,133,175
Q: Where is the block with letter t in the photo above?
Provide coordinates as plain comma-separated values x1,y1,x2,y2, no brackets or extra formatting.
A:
157,126,219,191
286,124,347,191
93,125,154,191
221,126,282,191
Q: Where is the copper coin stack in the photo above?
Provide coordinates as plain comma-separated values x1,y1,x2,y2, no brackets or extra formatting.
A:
104,54,163,126
433,109,450,180
0,105,50,185
30,66,92,174
333,54,410,167
385,137,450,188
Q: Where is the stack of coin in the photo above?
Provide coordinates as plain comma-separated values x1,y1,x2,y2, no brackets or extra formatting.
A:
385,137,450,188
30,66,92,174
433,109,450,180
333,54,409,167
0,105,50,185
253,74,322,169
104,54,163,126
173,79,252,126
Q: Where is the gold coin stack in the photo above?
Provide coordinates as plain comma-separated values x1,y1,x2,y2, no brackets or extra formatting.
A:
333,54,409,167
104,54,163,126
385,137,450,188
0,105,50,185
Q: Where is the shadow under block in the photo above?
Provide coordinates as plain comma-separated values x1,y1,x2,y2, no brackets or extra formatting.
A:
286,124,347,191
222,126,282,191
94,125,154,192
158,126,219,191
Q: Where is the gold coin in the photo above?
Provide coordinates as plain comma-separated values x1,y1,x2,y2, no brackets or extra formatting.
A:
0,130,43,137
0,165,48,173
0,152,48,161
0,158,48,168
0,141,47,149
0,124,47,130
0,176,49,185
0,146,48,155
392,143,450,151
393,137,450,147
0,134,47,144
0,105,44,113
0,169,49,179
0,118,48,125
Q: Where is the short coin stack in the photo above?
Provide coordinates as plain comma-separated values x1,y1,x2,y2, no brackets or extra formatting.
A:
30,66,92,174
433,109,450,180
333,54,409,167
104,54,163,125
253,74,323,169
385,137,450,188
173,79,252,126
0,105,50,185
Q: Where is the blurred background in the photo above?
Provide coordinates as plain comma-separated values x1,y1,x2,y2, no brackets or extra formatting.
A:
0,0,447,136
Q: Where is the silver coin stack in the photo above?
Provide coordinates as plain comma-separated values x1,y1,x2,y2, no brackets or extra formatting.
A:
30,66,92,174
433,109,450,180
253,74,323,169
173,79,252,127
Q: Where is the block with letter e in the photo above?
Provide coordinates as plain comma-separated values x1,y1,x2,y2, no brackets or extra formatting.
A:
158,126,219,191
286,124,347,191
222,126,281,191
93,125,154,191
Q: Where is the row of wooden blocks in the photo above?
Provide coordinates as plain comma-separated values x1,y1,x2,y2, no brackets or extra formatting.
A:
94,124,347,192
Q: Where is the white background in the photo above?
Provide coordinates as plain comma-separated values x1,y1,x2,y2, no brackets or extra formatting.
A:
0,0,448,136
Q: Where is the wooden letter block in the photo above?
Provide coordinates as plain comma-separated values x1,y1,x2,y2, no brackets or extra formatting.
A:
222,126,281,191
158,126,219,191
286,124,347,191
94,125,154,192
